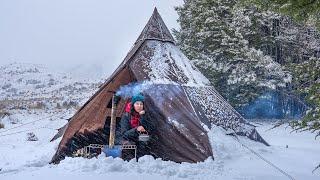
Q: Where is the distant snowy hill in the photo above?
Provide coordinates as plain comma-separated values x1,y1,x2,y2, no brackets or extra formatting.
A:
0,63,103,112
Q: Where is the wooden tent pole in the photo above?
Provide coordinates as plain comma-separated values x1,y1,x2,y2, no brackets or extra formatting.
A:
109,95,117,148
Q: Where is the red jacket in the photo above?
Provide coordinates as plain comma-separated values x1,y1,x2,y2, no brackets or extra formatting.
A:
125,102,140,128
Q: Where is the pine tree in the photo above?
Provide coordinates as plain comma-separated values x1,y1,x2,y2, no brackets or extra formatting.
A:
240,0,320,29
287,57,320,137
174,0,290,107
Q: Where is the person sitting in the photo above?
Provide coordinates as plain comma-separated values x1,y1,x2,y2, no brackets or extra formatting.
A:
120,93,155,160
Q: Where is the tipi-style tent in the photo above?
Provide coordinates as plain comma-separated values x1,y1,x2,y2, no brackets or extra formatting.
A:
51,8,268,164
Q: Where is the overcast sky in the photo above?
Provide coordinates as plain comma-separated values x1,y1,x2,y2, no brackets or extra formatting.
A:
0,0,183,75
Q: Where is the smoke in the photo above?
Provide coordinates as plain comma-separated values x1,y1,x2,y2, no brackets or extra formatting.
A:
237,91,307,120
115,81,176,106
115,81,152,99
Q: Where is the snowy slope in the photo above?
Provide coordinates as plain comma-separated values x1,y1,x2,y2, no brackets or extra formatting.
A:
0,63,102,111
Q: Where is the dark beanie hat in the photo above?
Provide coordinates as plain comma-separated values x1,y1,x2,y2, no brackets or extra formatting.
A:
131,93,144,104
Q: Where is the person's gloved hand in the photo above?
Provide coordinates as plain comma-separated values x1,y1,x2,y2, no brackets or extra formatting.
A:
137,126,146,132
139,110,145,115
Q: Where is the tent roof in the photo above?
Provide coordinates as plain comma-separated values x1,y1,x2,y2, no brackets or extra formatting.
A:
135,7,175,44
102,7,176,90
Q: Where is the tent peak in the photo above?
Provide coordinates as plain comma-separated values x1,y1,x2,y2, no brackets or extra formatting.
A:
134,8,175,44
153,7,158,12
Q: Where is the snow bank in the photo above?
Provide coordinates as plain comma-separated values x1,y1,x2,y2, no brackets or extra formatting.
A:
1,112,319,180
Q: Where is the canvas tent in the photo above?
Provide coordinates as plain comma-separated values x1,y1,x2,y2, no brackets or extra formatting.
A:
51,8,268,164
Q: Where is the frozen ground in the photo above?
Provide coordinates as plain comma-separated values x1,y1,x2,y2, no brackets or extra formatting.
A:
0,111,319,180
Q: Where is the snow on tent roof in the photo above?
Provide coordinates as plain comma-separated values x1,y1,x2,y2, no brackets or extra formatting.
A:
50,7,268,164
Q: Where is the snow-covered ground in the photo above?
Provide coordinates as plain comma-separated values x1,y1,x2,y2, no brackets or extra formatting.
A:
1,63,319,180
0,110,319,180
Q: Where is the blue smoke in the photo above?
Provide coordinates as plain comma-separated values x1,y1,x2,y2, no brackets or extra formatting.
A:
115,81,150,98
237,91,307,119
115,81,180,107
